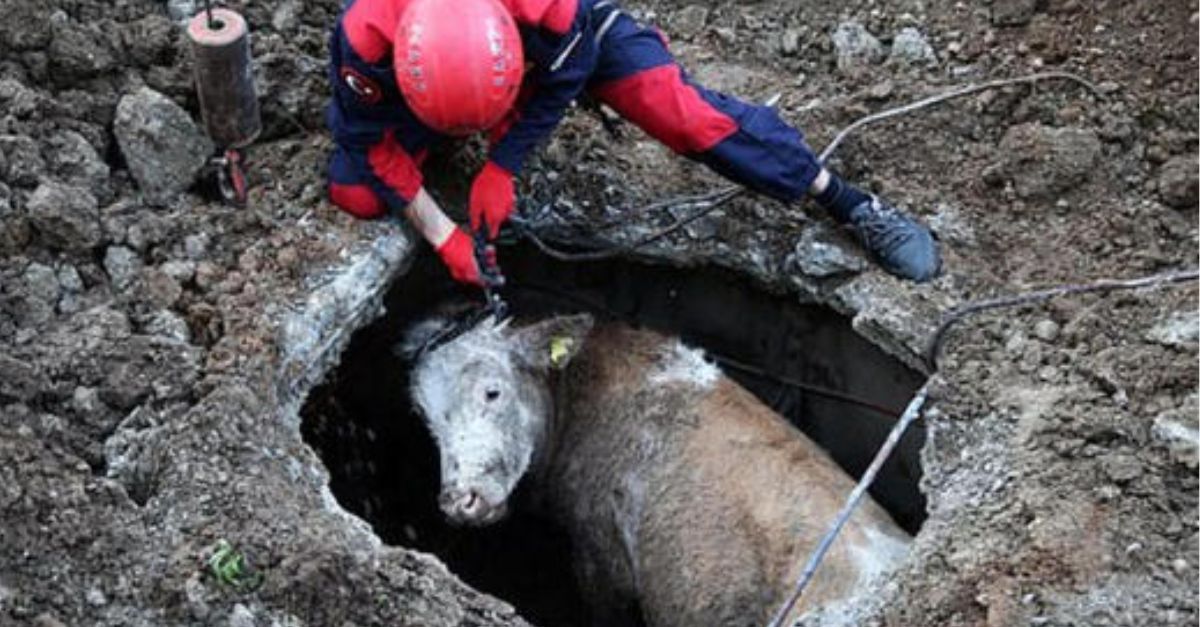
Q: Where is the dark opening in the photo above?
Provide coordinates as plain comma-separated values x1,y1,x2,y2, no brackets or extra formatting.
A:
300,244,926,627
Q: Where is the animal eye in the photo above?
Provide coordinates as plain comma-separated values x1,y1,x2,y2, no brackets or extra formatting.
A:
485,388,501,402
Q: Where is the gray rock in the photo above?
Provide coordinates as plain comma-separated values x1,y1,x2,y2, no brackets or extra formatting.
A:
0,78,43,118
103,245,143,291
788,224,869,278
56,264,84,293
166,0,197,23
48,22,115,81
71,386,102,414
114,87,213,206
780,29,802,56
121,14,176,67
991,0,1039,27
228,604,256,627
161,260,196,283
32,613,67,627
889,27,937,65
0,353,47,402
44,131,111,202
832,21,883,72
144,309,191,343
996,123,1102,200
142,268,183,308
927,203,975,246
0,135,47,188
1157,154,1198,209
85,587,107,607
184,233,210,259
1033,319,1060,342
271,1,300,32
1144,309,1199,348
1102,453,1142,484
712,27,736,46
26,180,103,253
22,262,61,303
1152,401,1199,470
782,28,801,55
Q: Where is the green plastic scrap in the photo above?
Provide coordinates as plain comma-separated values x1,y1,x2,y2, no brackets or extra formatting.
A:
207,539,264,591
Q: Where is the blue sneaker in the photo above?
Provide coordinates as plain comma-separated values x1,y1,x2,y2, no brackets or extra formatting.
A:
848,196,941,282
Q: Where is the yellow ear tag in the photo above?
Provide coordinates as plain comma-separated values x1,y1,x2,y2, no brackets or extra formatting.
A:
549,336,573,368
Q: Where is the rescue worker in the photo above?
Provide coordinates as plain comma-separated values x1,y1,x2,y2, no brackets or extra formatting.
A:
326,0,941,285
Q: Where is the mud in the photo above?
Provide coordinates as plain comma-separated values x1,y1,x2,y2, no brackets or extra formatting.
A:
0,0,1195,625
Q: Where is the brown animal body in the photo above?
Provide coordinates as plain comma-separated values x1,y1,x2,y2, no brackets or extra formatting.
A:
406,315,909,626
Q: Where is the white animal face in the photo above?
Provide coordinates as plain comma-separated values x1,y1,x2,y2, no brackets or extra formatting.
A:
406,313,593,526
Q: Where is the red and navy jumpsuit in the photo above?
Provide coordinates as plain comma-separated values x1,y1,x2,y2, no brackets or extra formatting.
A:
326,0,825,218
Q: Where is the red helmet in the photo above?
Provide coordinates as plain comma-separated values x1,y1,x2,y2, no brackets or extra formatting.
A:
394,0,524,136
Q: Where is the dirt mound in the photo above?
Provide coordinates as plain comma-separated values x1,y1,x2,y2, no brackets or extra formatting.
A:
0,0,1195,625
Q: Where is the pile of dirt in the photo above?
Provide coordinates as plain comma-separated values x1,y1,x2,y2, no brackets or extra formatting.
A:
0,1,525,625
0,0,1194,625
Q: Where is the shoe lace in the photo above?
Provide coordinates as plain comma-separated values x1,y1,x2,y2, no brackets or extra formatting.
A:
855,202,914,254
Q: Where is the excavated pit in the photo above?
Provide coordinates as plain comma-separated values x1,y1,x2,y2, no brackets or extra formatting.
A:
301,244,927,626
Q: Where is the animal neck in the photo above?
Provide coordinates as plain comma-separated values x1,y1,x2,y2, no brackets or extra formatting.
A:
528,366,569,480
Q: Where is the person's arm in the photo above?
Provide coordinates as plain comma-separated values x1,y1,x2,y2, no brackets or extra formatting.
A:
404,187,455,247
405,188,485,286
487,45,595,174
470,0,595,238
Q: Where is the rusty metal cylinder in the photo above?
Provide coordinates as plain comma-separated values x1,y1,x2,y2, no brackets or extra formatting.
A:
187,8,261,149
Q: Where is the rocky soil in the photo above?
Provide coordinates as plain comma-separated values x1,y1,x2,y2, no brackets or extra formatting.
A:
0,0,1195,625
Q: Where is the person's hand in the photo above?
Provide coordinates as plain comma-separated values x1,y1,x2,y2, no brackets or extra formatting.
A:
435,228,484,286
469,161,515,240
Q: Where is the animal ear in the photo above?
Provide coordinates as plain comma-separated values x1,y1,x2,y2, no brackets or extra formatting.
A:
511,314,594,371
396,316,454,361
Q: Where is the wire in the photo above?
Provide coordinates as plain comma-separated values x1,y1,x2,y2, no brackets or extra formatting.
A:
713,355,904,419
504,281,906,418
817,71,1102,162
925,268,1199,370
518,71,1102,263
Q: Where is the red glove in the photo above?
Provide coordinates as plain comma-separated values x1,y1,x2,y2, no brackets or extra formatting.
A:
469,161,515,240
435,229,483,286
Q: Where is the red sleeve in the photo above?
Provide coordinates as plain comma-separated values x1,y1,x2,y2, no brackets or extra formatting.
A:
341,0,405,63
498,0,577,35
366,132,424,206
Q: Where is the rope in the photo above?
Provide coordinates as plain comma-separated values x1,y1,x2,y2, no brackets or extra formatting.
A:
817,71,1101,162
519,71,1102,262
766,381,931,627
924,268,1199,370
203,0,216,28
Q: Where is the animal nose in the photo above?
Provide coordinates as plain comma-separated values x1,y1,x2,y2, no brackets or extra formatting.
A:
439,487,485,520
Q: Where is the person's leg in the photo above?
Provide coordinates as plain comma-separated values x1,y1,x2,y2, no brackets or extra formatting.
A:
588,14,940,282
328,145,387,219
327,141,432,220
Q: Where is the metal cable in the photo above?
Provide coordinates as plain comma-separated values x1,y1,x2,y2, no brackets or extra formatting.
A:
766,382,930,627
925,268,1199,370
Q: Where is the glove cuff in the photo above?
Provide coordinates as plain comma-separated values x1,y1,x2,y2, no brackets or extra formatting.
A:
435,227,469,254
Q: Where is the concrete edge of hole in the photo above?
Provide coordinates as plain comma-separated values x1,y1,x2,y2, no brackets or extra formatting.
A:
276,224,417,420
277,226,415,549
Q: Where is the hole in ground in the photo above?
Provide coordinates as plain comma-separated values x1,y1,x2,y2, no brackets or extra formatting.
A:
301,243,926,626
